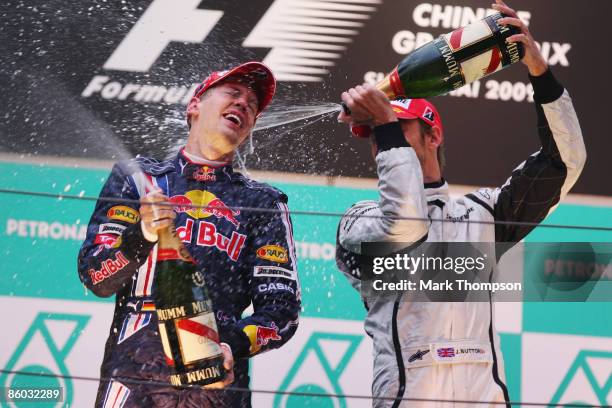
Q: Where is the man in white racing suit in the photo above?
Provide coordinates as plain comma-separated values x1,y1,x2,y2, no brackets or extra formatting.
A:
335,1,586,406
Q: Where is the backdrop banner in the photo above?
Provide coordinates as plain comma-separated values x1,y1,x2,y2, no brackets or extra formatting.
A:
1,0,610,195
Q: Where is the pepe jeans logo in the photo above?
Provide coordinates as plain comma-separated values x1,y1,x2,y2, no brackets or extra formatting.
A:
0,313,90,408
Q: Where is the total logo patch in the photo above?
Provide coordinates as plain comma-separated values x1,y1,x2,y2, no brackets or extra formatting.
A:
256,245,288,264
107,206,140,224
170,190,240,228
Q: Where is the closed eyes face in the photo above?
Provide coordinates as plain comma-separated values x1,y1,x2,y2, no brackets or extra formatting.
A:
221,83,259,118
213,81,259,129
191,80,261,152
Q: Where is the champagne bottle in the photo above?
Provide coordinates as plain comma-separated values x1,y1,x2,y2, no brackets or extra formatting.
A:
154,224,226,387
343,12,524,114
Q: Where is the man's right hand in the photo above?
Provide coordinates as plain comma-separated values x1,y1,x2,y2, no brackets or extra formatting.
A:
139,188,175,242
337,84,397,126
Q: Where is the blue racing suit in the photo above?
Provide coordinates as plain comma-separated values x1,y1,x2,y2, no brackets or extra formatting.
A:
78,149,300,407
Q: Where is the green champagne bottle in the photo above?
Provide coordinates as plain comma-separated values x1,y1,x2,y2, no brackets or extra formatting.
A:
154,224,226,387
343,12,524,114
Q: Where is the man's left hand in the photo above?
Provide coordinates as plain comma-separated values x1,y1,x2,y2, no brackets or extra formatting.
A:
337,84,397,126
203,343,235,389
493,0,548,77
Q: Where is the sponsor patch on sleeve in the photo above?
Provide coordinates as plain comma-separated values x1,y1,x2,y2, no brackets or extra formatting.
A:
243,322,282,354
94,234,120,248
257,282,295,294
253,266,296,281
477,188,492,200
99,222,127,235
256,245,288,264
88,252,130,285
107,206,140,224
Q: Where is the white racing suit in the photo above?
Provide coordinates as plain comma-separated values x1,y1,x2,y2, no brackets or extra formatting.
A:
336,70,586,407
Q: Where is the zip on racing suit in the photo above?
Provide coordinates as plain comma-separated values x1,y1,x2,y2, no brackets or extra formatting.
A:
78,149,300,408
336,70,586,407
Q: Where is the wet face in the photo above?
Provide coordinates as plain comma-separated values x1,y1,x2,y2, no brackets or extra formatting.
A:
190,79,259,153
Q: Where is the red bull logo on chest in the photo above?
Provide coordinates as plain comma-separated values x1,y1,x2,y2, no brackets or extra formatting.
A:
176,219,246,262
170,190,240,228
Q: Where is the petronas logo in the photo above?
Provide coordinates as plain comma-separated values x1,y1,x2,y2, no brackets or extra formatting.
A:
274,332,363,408
549,350,612,406
0,313,90,407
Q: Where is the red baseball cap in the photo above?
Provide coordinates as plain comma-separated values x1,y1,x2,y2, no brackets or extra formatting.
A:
187,61,276,125
351,98,443,138
390,98,443,133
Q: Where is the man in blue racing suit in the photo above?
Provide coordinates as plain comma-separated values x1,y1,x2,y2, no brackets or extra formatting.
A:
78,62,300,407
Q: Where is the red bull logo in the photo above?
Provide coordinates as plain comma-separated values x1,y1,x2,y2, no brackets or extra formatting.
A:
170,190,240,227
176,219,246,262
256,323,281,345
243,322,282,355
192,166,216,182
88,252,129,285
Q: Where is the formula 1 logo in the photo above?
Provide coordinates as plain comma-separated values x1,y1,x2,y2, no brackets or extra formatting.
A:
83,0,380,102
273,332,363,408
0,313,90,408
102,0,379,81
244,0,380,82
103,0,223,72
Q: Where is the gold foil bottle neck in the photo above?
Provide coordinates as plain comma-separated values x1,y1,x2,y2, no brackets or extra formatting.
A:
376,74,399,100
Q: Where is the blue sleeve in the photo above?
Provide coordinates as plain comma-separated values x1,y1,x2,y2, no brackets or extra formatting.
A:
218,195,301,359
77,163,155,297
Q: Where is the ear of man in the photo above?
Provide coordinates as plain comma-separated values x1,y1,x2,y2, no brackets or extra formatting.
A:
187,88,216,128
427,125,443,148
419,121,445,170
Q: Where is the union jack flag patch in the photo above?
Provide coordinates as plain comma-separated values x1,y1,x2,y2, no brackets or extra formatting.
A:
437,347,456,358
